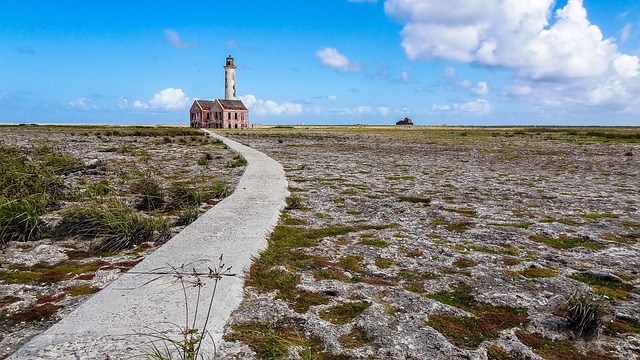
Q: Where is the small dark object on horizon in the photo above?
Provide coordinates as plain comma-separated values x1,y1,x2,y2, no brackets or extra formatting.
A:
396,117,414,126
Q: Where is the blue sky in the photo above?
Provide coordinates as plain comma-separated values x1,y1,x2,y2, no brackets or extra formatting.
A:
1,0,640,126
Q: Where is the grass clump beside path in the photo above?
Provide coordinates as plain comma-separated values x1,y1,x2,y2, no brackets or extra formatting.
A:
55,201,171,253
0,144,81,244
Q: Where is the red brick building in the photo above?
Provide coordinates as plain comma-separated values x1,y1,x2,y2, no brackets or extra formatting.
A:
190,99,249,129
189,55,250,129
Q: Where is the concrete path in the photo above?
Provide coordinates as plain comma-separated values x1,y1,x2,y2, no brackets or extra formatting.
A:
10,131,288,359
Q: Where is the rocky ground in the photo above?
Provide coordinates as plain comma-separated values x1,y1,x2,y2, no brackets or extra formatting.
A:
218,127,640,360
0,125,244,358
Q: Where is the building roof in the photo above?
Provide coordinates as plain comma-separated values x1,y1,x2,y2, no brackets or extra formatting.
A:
194,100,215,111
193,99,248,111
216,99,248,111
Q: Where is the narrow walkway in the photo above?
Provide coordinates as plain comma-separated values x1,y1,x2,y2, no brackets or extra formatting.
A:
10,131,288,359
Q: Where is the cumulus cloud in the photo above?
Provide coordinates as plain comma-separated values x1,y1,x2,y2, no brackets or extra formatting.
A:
132,88,190,111
328,95,337,101
164,29,198,49
385,0,640,113
378,106,390,116
240,94,303,116
384,0,618,80
316,47,361,73
149,88,190,110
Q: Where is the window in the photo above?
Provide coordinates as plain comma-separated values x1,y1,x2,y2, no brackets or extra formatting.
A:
235,112,238,120
206,113,210,120
228,112,231,120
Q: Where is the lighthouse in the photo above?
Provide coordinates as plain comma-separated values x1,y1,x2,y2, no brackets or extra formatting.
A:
224,55,237,100
189,55,249,129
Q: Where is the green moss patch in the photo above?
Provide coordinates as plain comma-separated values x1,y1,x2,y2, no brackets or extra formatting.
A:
320,301,371,325
529,234,603,250
570,273,633,300
0,259,107,284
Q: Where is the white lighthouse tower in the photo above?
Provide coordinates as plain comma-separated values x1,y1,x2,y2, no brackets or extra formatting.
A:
224,55,237,100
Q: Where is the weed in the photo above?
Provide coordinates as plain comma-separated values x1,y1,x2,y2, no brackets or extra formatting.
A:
399,196,431,205
139,256,235,360
196,156,210,166
320,301,371,325
285,195,303,210
176,205,201,226
64,284,100,297
338,255,363,273
338,326,369,349
226,320,318,359
360,237,390,248
225,155,247,168
375,258,393,269
84,181,111,198
487,345,511,360
564,289,605,338
518,267,557,278
130,176,165,211
453,258,478,268
386,175,415,181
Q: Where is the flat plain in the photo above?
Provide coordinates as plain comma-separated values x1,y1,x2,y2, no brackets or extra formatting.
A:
218,126,639,359
1,125,639,359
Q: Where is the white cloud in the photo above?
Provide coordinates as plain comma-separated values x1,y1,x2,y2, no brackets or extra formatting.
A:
328,95,337,101
150,88,190,110
316,47,361,73
384,0,618,80
455,99,493,115
67,98,96,110
621,23,632,42
378,106,390,116
133,100,149,109
132,88,190,111
432,104,451,111
385,0,640,115
163,29,197,49
240,94,303,116
471,82,489,95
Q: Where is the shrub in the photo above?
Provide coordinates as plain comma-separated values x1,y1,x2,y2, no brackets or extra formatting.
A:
226,155,247,168
56,201,171,253
285,195,303,210
564,289,605,338
167,182,202,209
176,205,200,226
130,176,165,211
